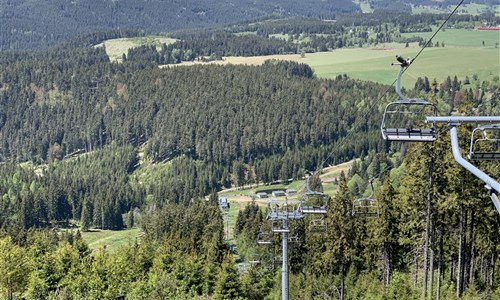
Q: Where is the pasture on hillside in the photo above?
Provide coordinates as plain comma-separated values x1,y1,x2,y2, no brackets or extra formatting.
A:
95,36,177,62
81,228,142,251
191,45,498,88
401,27,500,48
308,46,499,87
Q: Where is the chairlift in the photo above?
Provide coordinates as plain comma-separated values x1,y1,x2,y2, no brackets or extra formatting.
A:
301,205,328,214
273,255,283,265
248,252,261,264
237,263,249,273
323,285,341,300
302,175,329,214
256,231,273,245
468,124,500,160
272,220,290,233
352,179,379,217
381,55,437,142
309,217,327,233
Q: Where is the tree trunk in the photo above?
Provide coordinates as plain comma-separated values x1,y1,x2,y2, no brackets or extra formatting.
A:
340,262,345,300
385,247,391,286
436,232,443,300
423,154,434,299
490,251,496,287
8,278,13,300
456,205,467,298
479,255,484,284
415,254,419,287
422,191,432,299
450,258,454,283
429,244,435,299
468,209,475,288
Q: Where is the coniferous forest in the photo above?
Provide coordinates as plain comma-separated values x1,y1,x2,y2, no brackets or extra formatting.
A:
0,6,499,300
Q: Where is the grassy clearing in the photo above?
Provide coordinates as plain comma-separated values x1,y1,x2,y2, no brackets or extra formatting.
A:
96,36,177,62
401,28,500,48
219,160,355,245
81,228,142,251
353,0,374,13
173,40,498,87
412,3,498,15
309,47,500,87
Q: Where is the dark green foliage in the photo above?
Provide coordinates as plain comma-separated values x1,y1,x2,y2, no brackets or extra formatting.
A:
1,0,359,50
213,253,243,299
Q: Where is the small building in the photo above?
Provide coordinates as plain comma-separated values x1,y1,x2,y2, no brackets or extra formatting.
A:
272,190,286,197
219,197,229,210
256,192,268,198
285,189,297,195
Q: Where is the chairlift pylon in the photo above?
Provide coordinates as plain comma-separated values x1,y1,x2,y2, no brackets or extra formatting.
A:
352,179,379,217
381,55,437,142
468,124,500,160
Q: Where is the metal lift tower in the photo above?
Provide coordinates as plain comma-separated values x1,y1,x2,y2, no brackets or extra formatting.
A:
266,200,304,300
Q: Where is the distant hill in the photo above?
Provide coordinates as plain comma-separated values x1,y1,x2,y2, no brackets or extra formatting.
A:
0,0,359,50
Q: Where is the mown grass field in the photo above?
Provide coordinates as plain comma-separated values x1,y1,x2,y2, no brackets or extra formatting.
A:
308,46,499,86
401,27,500,48
200,45,498,88
173,28,498,87
80,228,142,251
96,36,177,62
412,4,500,15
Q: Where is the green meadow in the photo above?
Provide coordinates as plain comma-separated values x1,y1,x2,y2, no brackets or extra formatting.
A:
412,3,500,15
81,228,142,251
306,46,499,87
401,27,500,48
95,36,177,62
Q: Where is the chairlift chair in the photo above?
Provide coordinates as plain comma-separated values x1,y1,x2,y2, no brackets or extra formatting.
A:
302,176,329,214
237,263,249,273
468,124,500,160
352,197,379,217
309,217,327,233
256,231,273,245
272,220,290,233
248,252,261,264
352,179,379,217
381,55,438,142
301,205,328,214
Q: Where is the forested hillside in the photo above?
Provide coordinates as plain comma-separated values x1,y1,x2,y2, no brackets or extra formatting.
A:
0,0,358,50
0,9,499,300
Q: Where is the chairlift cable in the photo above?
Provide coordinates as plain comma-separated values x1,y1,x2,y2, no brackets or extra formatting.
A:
303,0,465,198
409,0,465,66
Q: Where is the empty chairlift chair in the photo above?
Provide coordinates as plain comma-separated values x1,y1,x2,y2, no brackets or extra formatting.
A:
256,231,273,245
381,55,438,142
469,125,500,160
272,220,290,233
308,217,327,233
248,252,261,264
352,180,379,217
